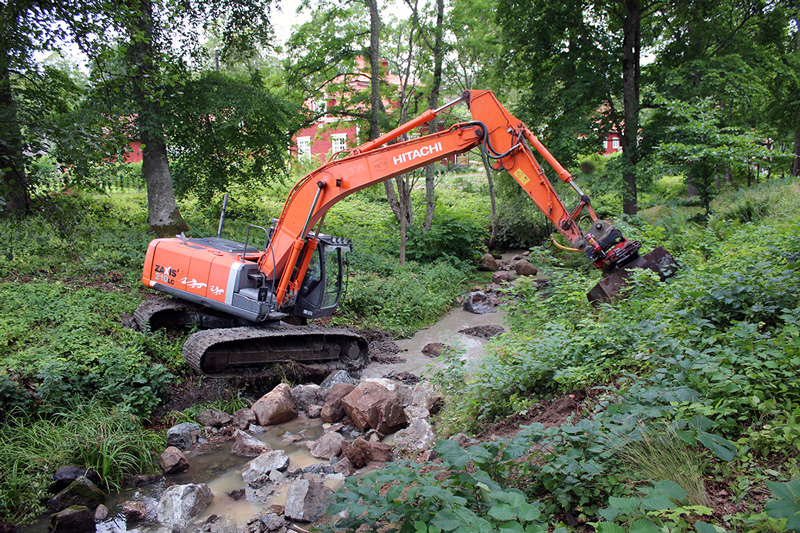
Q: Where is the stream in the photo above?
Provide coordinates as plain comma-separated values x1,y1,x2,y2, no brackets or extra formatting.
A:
28,288,511,532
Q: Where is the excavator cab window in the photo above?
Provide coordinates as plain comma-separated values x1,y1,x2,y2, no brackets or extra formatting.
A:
294,235,352,319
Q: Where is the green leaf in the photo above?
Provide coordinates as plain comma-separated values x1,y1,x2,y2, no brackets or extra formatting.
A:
765,498,800,519
629,518,663,533
595,524,626,533
654,480,689,501
431,510,464,532
498,522,525,533
697,431,737,462
767,480,799,503
695,521,721,533
488,503,517,521
608,496,640,515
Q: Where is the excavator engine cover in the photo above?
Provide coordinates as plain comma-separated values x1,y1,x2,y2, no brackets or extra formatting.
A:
587,246,678,304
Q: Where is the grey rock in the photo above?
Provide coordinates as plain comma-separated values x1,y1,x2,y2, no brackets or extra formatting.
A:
332,456,355,476
260,512,286,531
320,370,358,388
159,446,189,474
284,478,333,523
252,383,298,426
49,505,94,532
242,450,290,488
306,404,322,419
309,431,345,460
156,483,214,529
197,408,233,428
404,405,430,421
463,290,495,314
290,384,324,412
231,429,269,458
166,422,201,450
248,424,266,435
47,477,105,513
232,408,256,429
394,419,436,454
411,383,443,414
52,465,101,493
94,504,109,521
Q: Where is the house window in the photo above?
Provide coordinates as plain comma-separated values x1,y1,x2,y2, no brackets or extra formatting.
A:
297,136,311,158
313,100,326,114
331,133,347,153
611,137,620,150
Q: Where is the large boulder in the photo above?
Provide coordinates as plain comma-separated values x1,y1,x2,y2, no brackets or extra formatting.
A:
362,378,413,406
47,477,105,513
197,408,232,428
492,271,511,284
394,419,436,454
342,382,407,434
320,383,356,423
290,384,324,412
309,432,345,460
231,429,269,457
252,383,298,426
52,465,101,493
411,383,444,414
463,290,495,314
284,478,334,523
159,446,189,474
477,253,499,271
166,422,202,450
156,483,214,529
49,505,94,532
242,450,290,488
514,260,538,276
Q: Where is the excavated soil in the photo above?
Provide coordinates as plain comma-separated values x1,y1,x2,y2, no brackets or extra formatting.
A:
459,325,505,339
481,393,587,440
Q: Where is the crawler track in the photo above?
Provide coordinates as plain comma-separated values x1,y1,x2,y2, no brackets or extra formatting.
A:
134,299,369,378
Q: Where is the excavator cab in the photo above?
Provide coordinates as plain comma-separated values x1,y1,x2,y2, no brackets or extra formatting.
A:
294,235,352,319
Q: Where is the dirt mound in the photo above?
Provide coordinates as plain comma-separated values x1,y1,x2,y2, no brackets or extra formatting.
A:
358,328,407,363
482,394,583,439
458,325,505,339
421,342,454,357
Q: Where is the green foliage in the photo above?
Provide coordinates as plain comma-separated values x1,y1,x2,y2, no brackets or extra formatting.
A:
0,399,163,523
766,478,800,531
335,259,470,337
406,206,486,263
169,70,297,201
325,438,551,532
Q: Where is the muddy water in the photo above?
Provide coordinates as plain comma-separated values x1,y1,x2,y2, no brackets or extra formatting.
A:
362,304,506,379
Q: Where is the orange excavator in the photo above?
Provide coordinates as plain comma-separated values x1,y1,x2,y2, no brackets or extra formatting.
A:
136,90,676,377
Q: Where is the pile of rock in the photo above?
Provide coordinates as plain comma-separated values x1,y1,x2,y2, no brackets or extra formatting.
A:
466,252,540,314
87,370,443,533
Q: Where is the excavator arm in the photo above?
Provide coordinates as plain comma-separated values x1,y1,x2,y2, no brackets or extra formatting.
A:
262,89,641,308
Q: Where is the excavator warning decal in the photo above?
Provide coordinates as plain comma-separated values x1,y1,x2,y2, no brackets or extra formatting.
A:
513,168,530,185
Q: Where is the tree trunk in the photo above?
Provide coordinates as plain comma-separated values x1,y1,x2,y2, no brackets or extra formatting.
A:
620,0,641,216
367,0,382,142
793,106,800,177
480,147,498,250
0,65,30,213
422,0,445,232
129,0,187,237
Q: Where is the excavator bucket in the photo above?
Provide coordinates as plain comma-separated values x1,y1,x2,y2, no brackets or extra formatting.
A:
587,246,679,304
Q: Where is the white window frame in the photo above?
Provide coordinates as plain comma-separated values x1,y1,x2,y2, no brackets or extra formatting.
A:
611,137,620,150
297,136,311,158
331,133,347,153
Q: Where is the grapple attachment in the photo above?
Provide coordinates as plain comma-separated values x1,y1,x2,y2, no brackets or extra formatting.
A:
587,246,679,304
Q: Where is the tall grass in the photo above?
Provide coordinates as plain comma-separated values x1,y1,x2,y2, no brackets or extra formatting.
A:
0,399,164,523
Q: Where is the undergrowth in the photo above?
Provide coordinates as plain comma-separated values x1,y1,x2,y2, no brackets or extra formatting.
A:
324,178,800,532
